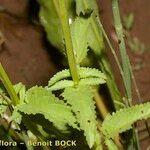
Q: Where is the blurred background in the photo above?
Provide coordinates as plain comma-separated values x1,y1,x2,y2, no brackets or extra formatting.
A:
0,0,149,149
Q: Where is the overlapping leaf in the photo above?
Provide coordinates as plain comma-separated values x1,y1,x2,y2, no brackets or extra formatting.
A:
18,86,78,131
63,85,99,148
48,67,106,91
75,0,104,56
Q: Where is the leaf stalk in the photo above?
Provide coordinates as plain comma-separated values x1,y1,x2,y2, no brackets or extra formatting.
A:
0,63,19,105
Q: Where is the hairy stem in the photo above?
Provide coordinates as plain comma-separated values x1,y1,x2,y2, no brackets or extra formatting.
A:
112,0,132,102
58,0,79,84
0,63,19,105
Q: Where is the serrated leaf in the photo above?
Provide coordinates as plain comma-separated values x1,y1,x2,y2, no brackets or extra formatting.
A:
71,17,90,63
75,0,98,15
76,0,122,110
0,105,7,115
79,77,106,86
70,16,104,63
22,114,70,139
75,0,104,56
48,69,70,86
48,80,74,91
38,0,74,53
79,67,106,79
63,85,98,148
101,102,150,138
18,86,78,131
10,108,22,124
0,94,7,115
48,77,106,91
48,67,106,86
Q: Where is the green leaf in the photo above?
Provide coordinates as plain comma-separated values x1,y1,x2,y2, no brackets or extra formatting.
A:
48,80,74,91
38,0,75,53
48,77,106,91
63,85,99,148
70,16,104,63
79,77,106,86
75,0,104,56
0,94,7,115
22,114,70,139
48,69,71,86
18,86,78,131
75,0,98,15
14,83,26,104
48,67,106,86
0,104,7,115
101,102,150,139
48,67,106,91
75,0,122,110
10,107,22,124
9,83,26,124
71,17,90,63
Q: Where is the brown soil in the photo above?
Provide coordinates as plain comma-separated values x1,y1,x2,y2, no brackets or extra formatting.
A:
0,0,149,149
0,0,57,87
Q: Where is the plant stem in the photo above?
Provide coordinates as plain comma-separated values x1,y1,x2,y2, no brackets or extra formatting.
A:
112,0,132,102
0,63,19,105
98,19,125,87
112,1,142,149
58,0,79,84
93,88,109,118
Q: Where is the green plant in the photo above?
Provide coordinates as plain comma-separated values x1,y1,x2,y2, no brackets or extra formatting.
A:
0,0,150,150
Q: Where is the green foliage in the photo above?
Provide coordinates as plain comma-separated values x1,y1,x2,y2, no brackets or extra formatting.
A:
76,0,98,15
0,1,149,150
38,0,74,53
75,0,104,55
74,0,122,109
0,100,7,115
48,67,106,91
14,83,26,103
71,17,91,63
63,85,99,148
38,0,104,57
48,80,74,91
48,78,106,91
48,69,70,86
10,107,22,124
48,67,106,86
0,87,7,115
38,0,122,111
101,102,150,139
18,86,78,131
